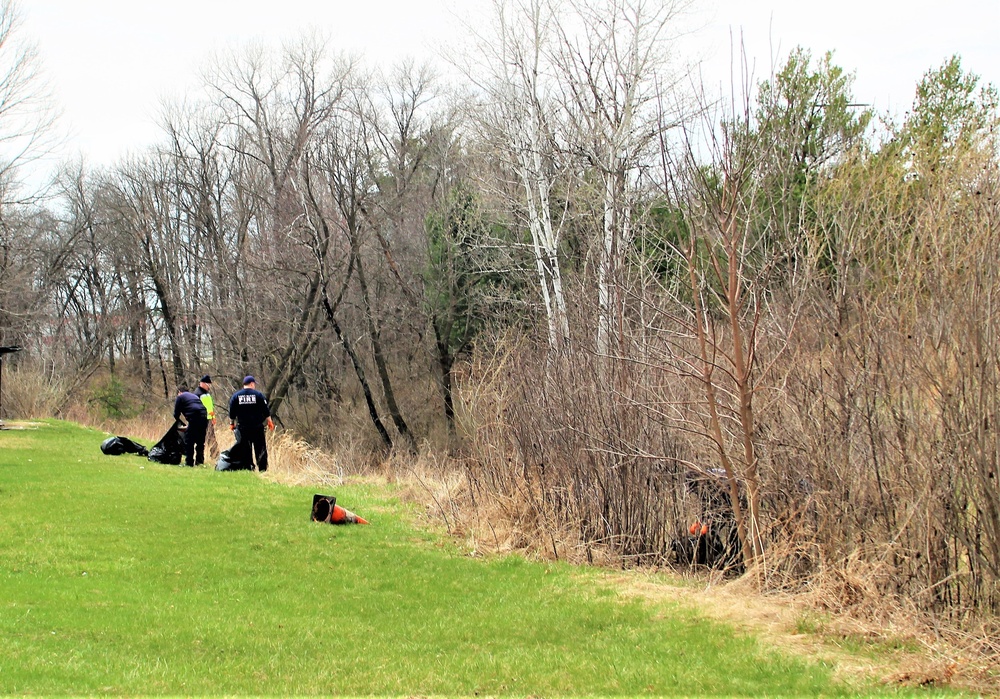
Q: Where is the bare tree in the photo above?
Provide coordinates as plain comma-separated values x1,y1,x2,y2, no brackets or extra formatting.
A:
464,0,571,352
298,78,421,452
0,0,58,350
103,153,196,389
206,37,353,414
551,0,689,358
0,0,57,205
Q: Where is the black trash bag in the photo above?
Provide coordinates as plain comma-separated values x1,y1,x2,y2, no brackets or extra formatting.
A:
100,436,149,457
147,421,185,465
215,432,253,472
215,444,252,471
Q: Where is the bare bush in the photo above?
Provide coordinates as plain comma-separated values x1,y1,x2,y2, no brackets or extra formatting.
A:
2,361,72,418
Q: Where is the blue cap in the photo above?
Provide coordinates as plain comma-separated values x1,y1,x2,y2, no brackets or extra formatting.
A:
243,375,255,385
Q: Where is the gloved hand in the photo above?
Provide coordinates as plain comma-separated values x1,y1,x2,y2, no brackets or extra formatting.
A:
266,417,275,431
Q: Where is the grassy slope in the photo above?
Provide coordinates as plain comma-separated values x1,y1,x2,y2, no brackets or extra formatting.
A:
0,421,946,696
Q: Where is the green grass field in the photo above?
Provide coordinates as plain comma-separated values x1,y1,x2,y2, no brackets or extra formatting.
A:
0,421,951,696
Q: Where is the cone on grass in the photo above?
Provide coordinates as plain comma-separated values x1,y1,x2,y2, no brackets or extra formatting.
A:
311,493,369,525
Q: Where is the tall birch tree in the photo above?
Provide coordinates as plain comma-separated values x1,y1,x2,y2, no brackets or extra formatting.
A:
466,0,571,351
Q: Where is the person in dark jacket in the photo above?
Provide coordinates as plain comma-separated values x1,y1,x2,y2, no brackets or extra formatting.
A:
174,385,209,467
228,375,274,472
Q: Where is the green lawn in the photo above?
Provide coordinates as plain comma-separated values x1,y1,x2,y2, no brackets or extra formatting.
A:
0,421,949,696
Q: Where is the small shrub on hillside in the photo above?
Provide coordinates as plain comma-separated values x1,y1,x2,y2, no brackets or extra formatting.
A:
88,377,140,420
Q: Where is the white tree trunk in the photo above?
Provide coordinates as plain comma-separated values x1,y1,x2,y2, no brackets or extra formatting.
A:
597,169,615,358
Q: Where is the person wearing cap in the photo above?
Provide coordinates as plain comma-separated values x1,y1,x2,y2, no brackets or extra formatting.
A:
173,384,209,467
194,375,218,460
227,375,274,472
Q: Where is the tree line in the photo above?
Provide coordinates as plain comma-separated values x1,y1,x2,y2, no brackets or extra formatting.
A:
1,0,999,617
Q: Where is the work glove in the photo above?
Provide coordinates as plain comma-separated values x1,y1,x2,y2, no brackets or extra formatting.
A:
267,417,275,431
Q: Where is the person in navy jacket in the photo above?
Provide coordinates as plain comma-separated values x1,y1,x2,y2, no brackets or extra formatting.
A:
174,385,209,466
228,375,274,472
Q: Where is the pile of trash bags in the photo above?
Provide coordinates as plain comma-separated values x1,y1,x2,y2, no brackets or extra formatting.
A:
101,421,257,471
100,421,185,465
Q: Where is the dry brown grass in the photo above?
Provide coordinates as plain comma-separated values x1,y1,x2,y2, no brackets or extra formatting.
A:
386,452,622,566
787,558,1000,694
609,570,972,693
260,430,380,488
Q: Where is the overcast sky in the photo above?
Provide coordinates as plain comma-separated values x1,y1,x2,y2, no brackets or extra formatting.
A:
18,0,1000,171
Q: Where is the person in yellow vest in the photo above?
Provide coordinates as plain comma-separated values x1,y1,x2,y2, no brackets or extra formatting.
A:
194,374,219,460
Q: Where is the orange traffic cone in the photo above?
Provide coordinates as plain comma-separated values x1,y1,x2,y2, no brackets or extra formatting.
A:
331,503,369,525
311,493,369,525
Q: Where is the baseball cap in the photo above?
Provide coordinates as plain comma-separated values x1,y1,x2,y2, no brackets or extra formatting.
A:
243,375,255,385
